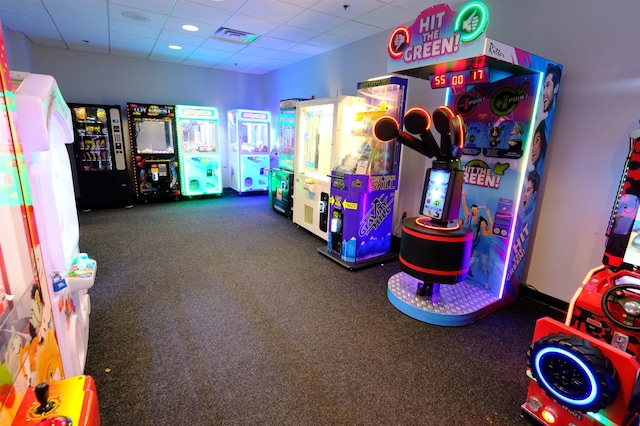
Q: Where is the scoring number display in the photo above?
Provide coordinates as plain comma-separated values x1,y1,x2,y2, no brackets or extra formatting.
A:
430,67,489,89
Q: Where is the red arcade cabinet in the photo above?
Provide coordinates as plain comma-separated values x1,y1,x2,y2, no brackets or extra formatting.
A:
521,132,640,426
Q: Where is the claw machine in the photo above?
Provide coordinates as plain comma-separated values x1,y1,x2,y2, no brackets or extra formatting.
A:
269,98,308,219
68,103,131,210
320,76,408,269
127,103,180,201
292,96,370,241
175,105,222,197
227,109,271,194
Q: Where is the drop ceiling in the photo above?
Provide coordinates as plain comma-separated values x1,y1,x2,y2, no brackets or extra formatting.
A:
0,0,439,75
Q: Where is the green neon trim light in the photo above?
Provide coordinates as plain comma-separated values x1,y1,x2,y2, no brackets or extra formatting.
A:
454,1,489,43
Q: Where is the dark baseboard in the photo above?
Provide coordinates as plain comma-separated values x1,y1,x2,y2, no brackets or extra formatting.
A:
519,285,569,315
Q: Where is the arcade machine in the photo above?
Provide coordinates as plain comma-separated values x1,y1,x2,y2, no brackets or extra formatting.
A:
67,103,131,210
521,131,640,426
127,103,180,201
12,71,97,379
175,104,222,197
375,105,473,299
227,109,271,194
385,1,563,325
292,96,370,241
319,76,408,269
269,98,308,219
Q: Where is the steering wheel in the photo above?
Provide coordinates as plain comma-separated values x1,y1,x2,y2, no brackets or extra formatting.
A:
601,283,640,331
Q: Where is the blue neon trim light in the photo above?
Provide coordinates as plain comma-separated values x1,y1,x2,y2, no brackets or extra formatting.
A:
534,347,599,407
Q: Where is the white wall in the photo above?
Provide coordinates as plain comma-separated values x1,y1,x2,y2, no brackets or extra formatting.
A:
6,0,640,302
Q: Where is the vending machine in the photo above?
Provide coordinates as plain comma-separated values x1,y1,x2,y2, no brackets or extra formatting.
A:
127,103,180,201
68,103,131,210
269,98,308,219
175,104,222,197
227,109,271,194
292,96,370,241
320,77,408,269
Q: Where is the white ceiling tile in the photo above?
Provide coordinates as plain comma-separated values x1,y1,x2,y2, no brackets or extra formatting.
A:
354,4,417,28
327,20,385,39
237,0,306,24
286,9,346,32
265,24,318,43
310,0,386,19
287,43,329,55
305,33,351,49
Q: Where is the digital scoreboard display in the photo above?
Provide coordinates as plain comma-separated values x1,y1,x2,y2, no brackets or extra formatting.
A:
430,67,489,89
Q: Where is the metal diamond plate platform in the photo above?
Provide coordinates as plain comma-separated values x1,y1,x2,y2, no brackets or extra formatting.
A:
388,272,505,326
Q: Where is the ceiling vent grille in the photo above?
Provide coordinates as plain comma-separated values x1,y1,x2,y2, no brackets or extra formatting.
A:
211,27,260,44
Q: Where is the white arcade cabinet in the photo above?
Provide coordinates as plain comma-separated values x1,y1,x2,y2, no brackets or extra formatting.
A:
12,71,96,377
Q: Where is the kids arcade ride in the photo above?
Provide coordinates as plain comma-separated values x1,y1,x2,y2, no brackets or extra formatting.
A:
227,109,271,194
521,131,640,426
175,104,223,198
318,76,408,269
269,98,308,219
127,103,180,202
12,71,97,378
385,1,563,325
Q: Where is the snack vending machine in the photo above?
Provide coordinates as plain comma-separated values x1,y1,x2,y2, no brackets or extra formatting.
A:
321,76,408,269
292,96,369,241
227,109,271,194
175,104,222,197
68,103,131,210
269,98,308,219
127,103,180,201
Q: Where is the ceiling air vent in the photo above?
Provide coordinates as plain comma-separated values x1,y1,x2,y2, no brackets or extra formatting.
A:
211,27,260,44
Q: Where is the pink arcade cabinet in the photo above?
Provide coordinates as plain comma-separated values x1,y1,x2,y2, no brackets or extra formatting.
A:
11,71,96,378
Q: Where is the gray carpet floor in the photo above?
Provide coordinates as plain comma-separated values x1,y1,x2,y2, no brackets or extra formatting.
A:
79,192,564,425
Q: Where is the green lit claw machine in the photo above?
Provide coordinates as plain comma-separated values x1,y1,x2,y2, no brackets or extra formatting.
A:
292,96,369,240
227,109,271,194
175,105,222,197
269,98,308,219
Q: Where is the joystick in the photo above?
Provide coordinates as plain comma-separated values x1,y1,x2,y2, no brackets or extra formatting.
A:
34,382,54,415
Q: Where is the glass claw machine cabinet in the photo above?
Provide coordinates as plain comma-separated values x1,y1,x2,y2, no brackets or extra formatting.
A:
175,105,222,197
127,103,180,202
318,77,408,269
292,96,370,241
269,98,308,219
68,103,131,210
227,109,271,194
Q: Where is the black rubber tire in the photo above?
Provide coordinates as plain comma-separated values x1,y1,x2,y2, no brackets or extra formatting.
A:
527,332,619,412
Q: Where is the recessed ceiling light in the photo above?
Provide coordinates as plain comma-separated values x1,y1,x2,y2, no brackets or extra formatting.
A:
168,45,182,50
182,24,199,32
121,11,152,22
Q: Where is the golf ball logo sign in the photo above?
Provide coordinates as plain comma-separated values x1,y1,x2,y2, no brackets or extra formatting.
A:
387,1,489,64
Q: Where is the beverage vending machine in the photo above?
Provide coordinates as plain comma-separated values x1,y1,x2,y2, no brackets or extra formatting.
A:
127,103,180,201
227,109,271,194
68,103,131,210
